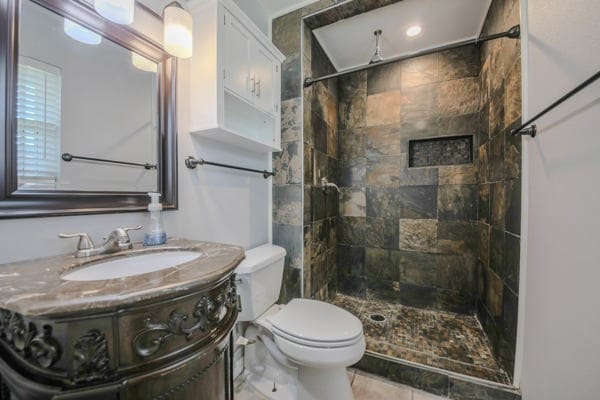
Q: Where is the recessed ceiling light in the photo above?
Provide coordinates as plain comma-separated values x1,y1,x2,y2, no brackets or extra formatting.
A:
406,25,422,37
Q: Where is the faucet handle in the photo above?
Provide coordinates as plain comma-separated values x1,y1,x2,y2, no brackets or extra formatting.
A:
122,226,142,238
59,233,94,250
116,226,142,244
124,226,143,232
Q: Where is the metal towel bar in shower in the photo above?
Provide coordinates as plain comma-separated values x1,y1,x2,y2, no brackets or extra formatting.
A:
511,69,600,137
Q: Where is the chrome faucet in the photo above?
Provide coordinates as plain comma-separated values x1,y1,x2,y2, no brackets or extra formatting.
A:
59,226,142,258
320,177,341,193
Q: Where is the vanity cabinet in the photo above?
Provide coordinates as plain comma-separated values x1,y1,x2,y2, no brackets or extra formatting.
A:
0,277,238,400
189,0,285,153
0,240,244,400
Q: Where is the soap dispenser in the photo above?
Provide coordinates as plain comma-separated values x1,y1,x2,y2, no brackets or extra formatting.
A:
143,192,167,246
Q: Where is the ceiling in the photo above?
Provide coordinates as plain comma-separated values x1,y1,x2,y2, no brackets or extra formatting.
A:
138,0,320,21
137,0,180,14
312,0,492,71
258,0,321,19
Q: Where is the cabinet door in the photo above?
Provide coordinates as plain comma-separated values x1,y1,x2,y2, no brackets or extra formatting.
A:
251,42,278,116
223,11,251,101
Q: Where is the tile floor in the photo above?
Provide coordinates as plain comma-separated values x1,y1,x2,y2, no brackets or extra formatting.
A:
331,293,510,384
235,369,445,400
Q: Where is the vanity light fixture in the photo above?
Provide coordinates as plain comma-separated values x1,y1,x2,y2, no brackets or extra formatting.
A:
94,0,135,25
63,18,102,45
163,2,193,59
406,25,422,37
131,52,158,73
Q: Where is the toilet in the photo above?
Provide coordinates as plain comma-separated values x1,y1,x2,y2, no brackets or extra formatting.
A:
235,244,366,400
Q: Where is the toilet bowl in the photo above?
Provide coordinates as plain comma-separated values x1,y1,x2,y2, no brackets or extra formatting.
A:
236,244,365,400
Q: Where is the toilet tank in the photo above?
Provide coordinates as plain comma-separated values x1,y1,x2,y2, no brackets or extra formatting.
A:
235,244,286,321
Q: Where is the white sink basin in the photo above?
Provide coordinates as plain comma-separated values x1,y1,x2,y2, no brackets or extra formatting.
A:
62,251,204,281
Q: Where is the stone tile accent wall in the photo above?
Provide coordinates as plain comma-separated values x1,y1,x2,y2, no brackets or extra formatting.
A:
337,45,482,314
476,0,522,380
303,30,340,300
272,0,344,303
272,10,304,303
272,0,522,386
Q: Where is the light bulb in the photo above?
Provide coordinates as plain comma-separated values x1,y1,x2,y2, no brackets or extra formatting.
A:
131,52,158,73
94,0,134,25
163,3,193,59
64,18,102,45
406,25,422,37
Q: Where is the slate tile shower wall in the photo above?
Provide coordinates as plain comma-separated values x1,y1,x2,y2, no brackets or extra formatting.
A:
476,0,522,380
336,45,482,314
272,0,522,384
272,9,304,303
303,31,339,300
272,0,345,303
271,0,412,306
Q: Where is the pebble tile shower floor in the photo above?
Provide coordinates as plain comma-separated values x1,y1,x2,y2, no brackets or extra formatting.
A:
331,294,511,384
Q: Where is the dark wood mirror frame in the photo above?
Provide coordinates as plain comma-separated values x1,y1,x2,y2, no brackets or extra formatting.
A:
0,0,178,218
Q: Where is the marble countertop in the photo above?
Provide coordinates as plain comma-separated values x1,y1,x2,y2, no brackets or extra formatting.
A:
0,238,245,318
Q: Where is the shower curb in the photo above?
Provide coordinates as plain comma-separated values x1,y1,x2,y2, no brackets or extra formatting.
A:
354,351,521,400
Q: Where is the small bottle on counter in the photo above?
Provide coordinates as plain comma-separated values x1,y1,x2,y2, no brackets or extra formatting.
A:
143,192,167,246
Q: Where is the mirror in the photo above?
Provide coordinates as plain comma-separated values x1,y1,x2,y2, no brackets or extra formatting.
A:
0,0,177,217
19,0,159,192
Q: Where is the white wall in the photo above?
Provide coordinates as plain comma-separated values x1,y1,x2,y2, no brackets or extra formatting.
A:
0,3,271,264
519,0,600,398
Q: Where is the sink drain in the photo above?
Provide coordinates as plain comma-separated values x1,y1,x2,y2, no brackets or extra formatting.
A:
369,314,386,322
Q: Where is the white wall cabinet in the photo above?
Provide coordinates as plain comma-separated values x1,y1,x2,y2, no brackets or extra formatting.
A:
252,42,278,115
222,11,253,103
190,0,285,153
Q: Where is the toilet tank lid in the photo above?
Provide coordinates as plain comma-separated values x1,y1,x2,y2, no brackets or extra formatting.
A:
236,244,286,274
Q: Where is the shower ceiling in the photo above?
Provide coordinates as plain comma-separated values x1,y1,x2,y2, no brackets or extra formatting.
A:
312,0,492,71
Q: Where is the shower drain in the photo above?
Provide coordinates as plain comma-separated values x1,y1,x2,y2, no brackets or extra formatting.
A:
369,314,386,322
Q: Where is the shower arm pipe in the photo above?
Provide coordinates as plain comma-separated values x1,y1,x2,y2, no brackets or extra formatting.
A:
303,25,521,88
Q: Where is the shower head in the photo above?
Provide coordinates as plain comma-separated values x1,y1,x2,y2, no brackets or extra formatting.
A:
369,30,384,64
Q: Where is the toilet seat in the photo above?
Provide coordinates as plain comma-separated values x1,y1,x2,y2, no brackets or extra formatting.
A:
274,331,366,369
268,299,364,349
271,325,363,348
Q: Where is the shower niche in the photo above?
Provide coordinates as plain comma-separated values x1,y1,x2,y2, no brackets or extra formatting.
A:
408,135,474,168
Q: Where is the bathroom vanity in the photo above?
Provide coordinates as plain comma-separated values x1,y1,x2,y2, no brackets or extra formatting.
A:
0,239,244,399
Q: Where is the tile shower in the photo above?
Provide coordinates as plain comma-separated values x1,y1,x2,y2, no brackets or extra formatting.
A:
273,0,521,397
